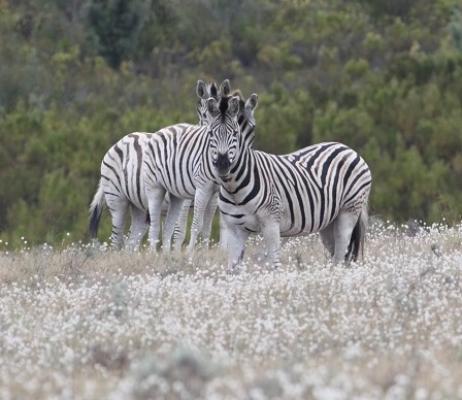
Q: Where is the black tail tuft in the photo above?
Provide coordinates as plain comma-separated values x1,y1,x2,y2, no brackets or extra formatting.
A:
346,218,362,262
89,205,102,238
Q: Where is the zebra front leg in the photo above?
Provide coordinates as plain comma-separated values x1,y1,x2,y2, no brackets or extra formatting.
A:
218,211,229,250
187,188,213,252
162,195,184,253
172,200,191,252
261,219,281,268
227,224,249,272
146,186,166,251
127,206,149,251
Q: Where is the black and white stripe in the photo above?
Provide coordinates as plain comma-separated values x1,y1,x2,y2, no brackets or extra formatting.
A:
89,80,221,249
207,96,372,269
89,80,256,251
141,93,253,251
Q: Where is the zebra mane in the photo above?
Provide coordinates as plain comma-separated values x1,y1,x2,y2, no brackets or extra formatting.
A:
231,90,245,112
219,96,229,115
231,89,243,99
217,89,244,115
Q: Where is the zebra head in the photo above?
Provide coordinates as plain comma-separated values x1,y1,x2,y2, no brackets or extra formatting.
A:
196,79,231,126
206,94,241,177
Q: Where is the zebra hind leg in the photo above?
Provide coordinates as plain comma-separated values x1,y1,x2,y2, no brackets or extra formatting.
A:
332,210,361,264
127,206,148,251
319,223,335,258
106,195,129,250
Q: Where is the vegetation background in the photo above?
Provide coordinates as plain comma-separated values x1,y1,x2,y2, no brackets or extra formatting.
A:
1,0,462,247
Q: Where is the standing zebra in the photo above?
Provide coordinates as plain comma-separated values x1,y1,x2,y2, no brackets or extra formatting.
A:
205,95,372,269
89,79,225,250
141,90,258,252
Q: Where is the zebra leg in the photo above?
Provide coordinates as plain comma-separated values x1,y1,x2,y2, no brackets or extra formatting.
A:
162,195,184,253
127,206,148,251
319,223,335,257
172,200,191,252
218,212,229,250
227,225,249,271
187,187,213,252
105,195,128,250
332,210,360,264
261,219,281,268
200,193,218,246
146,186,166,251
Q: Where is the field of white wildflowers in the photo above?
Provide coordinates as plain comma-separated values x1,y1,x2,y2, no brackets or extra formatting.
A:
0,222,461,400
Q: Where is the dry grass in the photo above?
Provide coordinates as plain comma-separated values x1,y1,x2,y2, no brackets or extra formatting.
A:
0,223,462,399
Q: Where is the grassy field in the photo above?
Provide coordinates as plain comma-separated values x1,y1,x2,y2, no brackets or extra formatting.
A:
0,223,461,399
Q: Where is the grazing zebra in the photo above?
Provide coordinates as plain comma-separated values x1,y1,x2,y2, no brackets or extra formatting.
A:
141,90,258,252
205,95,372,269
89,79,223,250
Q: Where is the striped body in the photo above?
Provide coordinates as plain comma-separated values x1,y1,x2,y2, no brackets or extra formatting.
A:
101,132,153,212
142,124,216,201
98,127,195,249
219,142,371,237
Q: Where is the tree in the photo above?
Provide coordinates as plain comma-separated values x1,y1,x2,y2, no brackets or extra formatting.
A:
86,0,148,68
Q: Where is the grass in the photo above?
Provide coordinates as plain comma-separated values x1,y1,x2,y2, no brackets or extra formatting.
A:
0,222,462,399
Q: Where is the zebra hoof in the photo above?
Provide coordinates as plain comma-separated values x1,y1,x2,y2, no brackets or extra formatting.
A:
269,261,281,270
227,266,240,275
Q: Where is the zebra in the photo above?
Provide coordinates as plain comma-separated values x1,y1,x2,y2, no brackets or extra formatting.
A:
141,90,258,252
205,95,372,269
89,79,224,250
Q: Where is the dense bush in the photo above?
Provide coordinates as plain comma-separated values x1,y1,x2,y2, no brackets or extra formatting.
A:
0,0,461,246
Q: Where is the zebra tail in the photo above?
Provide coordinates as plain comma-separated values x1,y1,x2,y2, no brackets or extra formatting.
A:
89,180,105,239
347,205,368,262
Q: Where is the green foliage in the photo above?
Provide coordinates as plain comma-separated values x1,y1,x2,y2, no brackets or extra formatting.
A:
450,8,462,52
86,0,149,68
1,0,462,247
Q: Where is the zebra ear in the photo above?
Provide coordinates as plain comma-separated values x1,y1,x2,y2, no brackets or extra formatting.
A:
207,97,219,116
228,96,240,117
246,93,258,111
196,80,208,99
220,79,231,96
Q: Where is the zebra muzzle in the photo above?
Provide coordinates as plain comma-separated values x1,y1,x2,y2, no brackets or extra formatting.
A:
213,153,231,176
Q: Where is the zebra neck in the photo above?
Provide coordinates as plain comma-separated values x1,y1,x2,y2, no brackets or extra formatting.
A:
241,123,255,148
